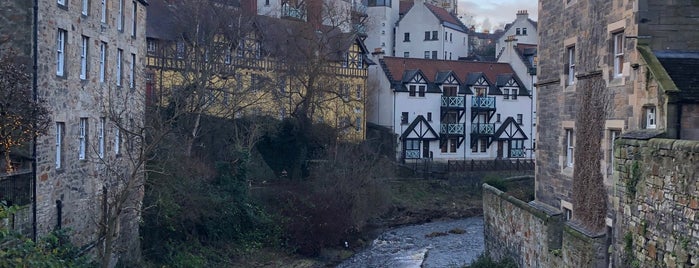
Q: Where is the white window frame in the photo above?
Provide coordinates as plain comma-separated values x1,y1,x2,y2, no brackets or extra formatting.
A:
99,42,106,83
608,129,620,174
613,32,624,77
116,48,123,87
55,122,64,169
56,29,66,76
117,0,124,31
131,1,138,37
80,36,88,80
100,0,107,23
99,117,106,158
566,129,574,167
567,46,576,85
129,53,136,88
147,40,157,53
646,107,656,129
114,126,121,155
79,118,88,160
82,0,89,15
58,0,66,6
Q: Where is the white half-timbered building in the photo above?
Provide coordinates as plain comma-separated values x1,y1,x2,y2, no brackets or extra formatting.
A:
368,57,533,161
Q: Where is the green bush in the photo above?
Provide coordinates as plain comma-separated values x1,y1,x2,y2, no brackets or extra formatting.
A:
466,254,517,268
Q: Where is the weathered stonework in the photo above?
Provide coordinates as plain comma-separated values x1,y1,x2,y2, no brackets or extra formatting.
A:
613,137,699,267
1,0,148,264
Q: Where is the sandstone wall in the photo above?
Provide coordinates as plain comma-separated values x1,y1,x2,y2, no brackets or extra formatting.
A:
614,138,699,267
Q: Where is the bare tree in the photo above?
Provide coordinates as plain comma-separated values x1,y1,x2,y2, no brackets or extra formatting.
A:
0,53,50,173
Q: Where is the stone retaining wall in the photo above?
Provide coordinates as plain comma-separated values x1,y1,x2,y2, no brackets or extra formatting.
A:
613,138,699,267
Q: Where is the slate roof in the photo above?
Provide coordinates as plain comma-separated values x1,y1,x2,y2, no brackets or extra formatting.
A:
398,1,468,33
424,3,468,33
654,50,699,102
380,57,526,95
496,73,529,96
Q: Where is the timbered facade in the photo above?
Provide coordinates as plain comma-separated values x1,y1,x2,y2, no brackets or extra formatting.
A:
146,0,373,141
368,57,532,161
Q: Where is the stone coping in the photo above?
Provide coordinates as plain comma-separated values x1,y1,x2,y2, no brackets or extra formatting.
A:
483,176,559,222
563,221,606,240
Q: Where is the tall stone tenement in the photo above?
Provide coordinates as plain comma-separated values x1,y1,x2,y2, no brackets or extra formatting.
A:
484,0,699,267
0,0,148,264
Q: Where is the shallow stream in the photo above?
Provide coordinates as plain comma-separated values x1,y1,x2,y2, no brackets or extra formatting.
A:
337,217,484,268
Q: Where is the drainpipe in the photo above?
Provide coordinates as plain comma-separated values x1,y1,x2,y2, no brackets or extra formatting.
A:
32,0,39,242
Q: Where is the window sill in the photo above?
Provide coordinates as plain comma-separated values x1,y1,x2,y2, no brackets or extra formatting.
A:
561,166,574,176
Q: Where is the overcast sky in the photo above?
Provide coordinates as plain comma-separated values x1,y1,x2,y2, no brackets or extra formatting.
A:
457,0,538,32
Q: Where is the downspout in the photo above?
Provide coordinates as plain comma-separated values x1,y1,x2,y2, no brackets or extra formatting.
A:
32,0,39,242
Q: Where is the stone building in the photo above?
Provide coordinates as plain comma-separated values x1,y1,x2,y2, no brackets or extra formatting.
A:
0,0,148,264
145,0,372,141
483,1,699,267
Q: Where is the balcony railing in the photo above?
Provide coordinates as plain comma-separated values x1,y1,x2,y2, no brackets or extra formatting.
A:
440,123,464,135
471,96,495,109
471,123,495,135
405,149,420,159
353,23,367,35
441,96,465,108
282,5,307,21
510,148,526,158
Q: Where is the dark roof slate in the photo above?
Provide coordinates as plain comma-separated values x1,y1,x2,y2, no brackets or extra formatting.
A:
654,50,699,102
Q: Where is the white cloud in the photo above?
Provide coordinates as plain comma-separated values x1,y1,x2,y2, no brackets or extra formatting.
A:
457,0,538,32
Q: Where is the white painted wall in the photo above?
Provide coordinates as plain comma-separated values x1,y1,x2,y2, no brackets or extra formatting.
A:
495,12,537,56
364,0,400,55
394,3,468,59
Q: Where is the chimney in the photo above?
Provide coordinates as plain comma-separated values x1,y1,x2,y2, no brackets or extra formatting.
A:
241,0,257,14
516,10,528,20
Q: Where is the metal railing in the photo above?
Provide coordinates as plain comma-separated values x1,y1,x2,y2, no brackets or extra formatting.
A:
441,96,465,108
0,169,32,206
405,150,420,159
471,123,495,135
440,123,464,134
510,148,526,158
282,5,307,21
448,158,535,172
471,96,495,109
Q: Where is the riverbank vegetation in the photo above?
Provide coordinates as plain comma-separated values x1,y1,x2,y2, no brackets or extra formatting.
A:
137,112,531,267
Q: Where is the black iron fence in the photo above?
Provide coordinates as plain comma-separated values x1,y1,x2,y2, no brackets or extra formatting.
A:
447,159,535,172
0,169,33,206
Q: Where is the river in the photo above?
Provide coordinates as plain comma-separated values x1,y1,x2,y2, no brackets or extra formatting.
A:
337,217,484,268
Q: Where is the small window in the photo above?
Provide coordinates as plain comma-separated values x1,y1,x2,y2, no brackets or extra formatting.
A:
409,85,416,96
424,51,430,59
82,0,89,15
116,49,123,87
645,107,656,129
480,138,487,152
56,29,66,76
404,52,409,58
58,0,66,6
608,129,621,175
80,36,89,80
401,112,409,124
265,0,269,5
512,89,518,100
55,122,64,169
131,1,138,37
79,118,88,160
117,0,124,31
129,53,136,89
424,31,430,40
404,32,410,42
496,114,501,122
516,28,521,35
431,51,437,59
431,31,438,40
563,207,572,221
503,89,510,100
101,0,107,23
147,40,157,53
516,114,523,125
99,42,107,83
522,28,527,35
356,85,362,99
355,117,361,131
567,46,576,85
99,117,106,158
566,129,574,167
114,126,121,155
427,112,432,121
418,85,425,97
613,31,624,77
176,42,186,59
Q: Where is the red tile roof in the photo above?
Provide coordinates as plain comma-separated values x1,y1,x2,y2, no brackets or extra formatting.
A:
380,57,515,84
